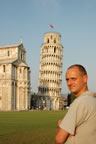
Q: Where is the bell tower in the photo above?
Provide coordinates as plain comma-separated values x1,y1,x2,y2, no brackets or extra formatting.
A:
38,32,63,110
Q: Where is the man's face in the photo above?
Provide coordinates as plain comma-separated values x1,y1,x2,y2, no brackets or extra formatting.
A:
66,67,88,96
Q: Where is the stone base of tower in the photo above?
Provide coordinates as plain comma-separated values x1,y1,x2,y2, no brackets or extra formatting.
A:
31,93,64,110
52,97,64,110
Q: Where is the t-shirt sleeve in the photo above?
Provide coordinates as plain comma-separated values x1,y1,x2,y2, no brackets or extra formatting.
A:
59,101,78,135
60,99,88,135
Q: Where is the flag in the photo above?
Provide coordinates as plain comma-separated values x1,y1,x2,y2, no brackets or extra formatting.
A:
50,24,53,29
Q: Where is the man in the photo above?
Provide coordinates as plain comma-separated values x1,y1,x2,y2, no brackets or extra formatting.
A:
55,64,96,144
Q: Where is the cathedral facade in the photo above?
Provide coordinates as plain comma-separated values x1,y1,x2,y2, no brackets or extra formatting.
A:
37,32,63,110
0,42,30,111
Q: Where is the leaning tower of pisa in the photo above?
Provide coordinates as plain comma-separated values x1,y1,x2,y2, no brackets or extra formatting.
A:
38,32,63,110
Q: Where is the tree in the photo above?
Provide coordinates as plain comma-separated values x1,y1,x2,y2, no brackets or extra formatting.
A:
67,93,76,106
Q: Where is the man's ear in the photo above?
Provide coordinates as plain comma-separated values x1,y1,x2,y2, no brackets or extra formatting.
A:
83,75,88,83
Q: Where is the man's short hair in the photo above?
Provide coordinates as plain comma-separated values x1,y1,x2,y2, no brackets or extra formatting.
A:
68,64,87,75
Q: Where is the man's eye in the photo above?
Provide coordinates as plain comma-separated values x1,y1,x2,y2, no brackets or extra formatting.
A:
72,78,76,80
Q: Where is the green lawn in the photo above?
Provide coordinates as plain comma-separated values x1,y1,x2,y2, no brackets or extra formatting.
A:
0,110,67,144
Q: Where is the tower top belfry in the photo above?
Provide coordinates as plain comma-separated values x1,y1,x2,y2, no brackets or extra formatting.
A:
43,32,61,45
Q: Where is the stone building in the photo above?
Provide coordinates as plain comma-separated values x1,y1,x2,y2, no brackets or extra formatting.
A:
37,32,63,110
0,42,30,111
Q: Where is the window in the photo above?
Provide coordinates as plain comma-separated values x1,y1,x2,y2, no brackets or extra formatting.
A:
47,39,49,43
3,65,5,72
8,51,10,56
21,53,22,60
51,35,52,39
20,69,22,73
46,48,48,52
54,47,56,53
54,39,56,43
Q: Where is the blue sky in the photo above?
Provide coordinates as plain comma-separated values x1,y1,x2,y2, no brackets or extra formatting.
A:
0,0,96,94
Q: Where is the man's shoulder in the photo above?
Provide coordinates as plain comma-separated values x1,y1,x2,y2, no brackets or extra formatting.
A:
77,91,94,101
70,91,94,107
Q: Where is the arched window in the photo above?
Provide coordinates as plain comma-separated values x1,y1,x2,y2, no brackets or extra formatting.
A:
47,39,49,43
54,47,56,53
8,51,10,56
54,39,56,43
3,65,5,72
21,53,23,60
20,68,22,73
51,35,52,39
46,48,48,52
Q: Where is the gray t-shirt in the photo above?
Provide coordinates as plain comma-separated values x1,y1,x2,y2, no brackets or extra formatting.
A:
60,91,96,144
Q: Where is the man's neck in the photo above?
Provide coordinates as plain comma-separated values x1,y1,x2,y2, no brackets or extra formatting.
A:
75,87,88,97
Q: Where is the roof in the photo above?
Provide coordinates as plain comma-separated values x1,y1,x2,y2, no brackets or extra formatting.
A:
18,62,28,67
0,60,29,68
0,42,24,49
0,59,16,64
44,32,61,37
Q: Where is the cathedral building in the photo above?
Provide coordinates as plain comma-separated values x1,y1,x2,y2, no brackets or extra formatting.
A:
0,42,30,111
37,32,63,110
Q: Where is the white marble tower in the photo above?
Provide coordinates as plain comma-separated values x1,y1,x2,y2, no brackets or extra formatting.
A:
38,32,63,110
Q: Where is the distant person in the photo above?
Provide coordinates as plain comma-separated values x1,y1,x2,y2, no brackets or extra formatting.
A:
55,64,96,144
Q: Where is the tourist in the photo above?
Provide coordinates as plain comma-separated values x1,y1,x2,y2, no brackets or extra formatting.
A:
55,64,96,144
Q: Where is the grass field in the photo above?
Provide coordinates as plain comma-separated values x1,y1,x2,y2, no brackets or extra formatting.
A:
0,110,67,144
